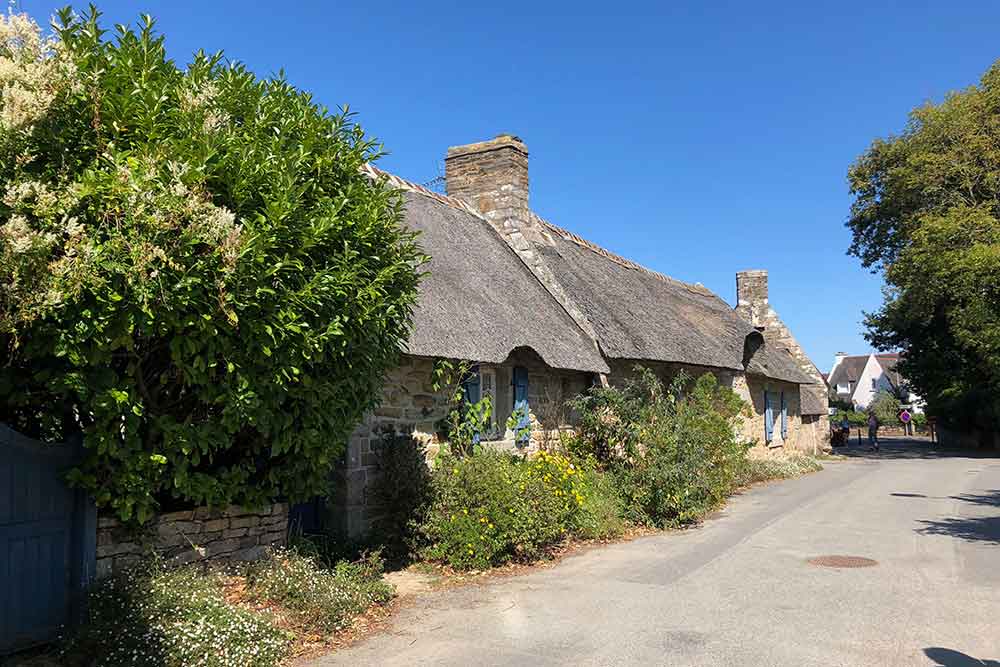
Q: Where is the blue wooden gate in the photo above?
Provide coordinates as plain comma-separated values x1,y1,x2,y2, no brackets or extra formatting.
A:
0,424,95,655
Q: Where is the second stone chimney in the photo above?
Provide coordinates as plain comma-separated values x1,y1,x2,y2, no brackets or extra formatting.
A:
735,269,769,328
445,134,528,229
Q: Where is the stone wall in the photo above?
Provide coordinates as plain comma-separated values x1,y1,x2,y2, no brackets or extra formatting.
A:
741,375,804,453
96,502,288,579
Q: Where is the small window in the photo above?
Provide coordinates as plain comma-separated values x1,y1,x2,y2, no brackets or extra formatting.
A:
836,383,849,394
871,378,877,390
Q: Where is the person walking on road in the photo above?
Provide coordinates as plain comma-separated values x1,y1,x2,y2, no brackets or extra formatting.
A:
867,412,880,451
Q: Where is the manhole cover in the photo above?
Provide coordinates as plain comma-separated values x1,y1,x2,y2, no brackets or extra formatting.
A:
807,555,878,568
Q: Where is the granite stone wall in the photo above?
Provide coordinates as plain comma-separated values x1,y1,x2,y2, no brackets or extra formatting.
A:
96,502,288,579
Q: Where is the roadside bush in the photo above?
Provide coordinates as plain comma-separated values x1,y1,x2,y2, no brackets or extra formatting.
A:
63,562,291,667
0,9,424,522
368,428,433,561
246,548,394,632
571,465,625,539
572,369,751,528
736,454,824,487
420,449,565,569
419,447,626,569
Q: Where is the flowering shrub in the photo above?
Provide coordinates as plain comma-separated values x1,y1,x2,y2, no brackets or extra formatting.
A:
63,563,291,667
568,368,752,527
0,9,423,522
246,548,394,632
419,448,622,569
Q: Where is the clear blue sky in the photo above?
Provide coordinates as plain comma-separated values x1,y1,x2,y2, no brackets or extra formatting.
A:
19,1,1000,372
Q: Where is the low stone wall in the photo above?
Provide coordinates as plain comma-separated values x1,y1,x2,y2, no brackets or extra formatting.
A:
96,502,288,579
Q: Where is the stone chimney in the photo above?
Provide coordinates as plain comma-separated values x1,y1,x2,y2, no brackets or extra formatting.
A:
735,269,769,328
445,134,529,230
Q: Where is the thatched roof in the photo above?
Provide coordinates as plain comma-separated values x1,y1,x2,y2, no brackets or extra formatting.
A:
369,165,810,385
828,355,869,390
530,217,812,384
800,385,828,415
398,189,609,374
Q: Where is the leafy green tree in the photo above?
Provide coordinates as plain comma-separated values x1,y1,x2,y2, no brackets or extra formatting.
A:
0,9,424,521
847,59,1000,435
870,390,901,426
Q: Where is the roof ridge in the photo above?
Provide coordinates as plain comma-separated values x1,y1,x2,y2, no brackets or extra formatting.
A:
366,163,716,302
361,164,489,220
529,212,715,298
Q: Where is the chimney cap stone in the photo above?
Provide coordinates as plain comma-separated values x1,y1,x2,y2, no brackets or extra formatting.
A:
446,134,528,159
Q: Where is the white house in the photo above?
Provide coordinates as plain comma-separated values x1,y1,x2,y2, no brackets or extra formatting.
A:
827,352,924,413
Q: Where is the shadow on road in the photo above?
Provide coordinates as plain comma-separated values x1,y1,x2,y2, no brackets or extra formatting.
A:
924,646,1000,666
916,516,1000,545
909,489,1000,545
834,437,998,461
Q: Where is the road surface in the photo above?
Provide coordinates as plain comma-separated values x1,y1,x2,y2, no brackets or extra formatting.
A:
311,439,1000,666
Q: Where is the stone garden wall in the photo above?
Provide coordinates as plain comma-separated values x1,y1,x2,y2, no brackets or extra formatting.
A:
96,502,288,579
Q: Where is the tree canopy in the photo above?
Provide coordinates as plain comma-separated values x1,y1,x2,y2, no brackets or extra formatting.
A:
0,9,424,521
848,60,1000,435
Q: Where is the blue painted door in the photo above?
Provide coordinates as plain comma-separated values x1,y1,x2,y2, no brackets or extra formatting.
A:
0,425,94,655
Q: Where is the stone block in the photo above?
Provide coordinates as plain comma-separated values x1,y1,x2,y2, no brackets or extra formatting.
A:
97,516,119,529
97,541,140,559
223,527,248,539
229,516,260,530
205,538,242,557
201,518,229,532
159,509,194,522
260,530,285,545
411,394,436,410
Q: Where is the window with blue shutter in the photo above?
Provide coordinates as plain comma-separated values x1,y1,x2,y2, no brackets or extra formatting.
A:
764,390,774,443
461,366,481,404
780,391,788,440
512,367,530,445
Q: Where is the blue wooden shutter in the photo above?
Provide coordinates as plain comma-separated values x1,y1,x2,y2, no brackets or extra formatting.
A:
780,391,788,439
512,367,530,445
764,390,773,442
513,367,529,404
462,366,481,404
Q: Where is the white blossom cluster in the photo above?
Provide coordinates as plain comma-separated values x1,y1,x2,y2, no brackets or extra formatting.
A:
0,10,79,132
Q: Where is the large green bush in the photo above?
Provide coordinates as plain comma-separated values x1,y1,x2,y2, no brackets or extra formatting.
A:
570,368,751,527
0,10,423,521
419,448,622,569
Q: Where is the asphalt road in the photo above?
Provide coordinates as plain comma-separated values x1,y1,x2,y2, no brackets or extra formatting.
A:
312,439,1000,666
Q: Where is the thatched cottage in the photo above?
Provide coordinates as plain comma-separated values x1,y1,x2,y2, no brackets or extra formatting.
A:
329,135,827,536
